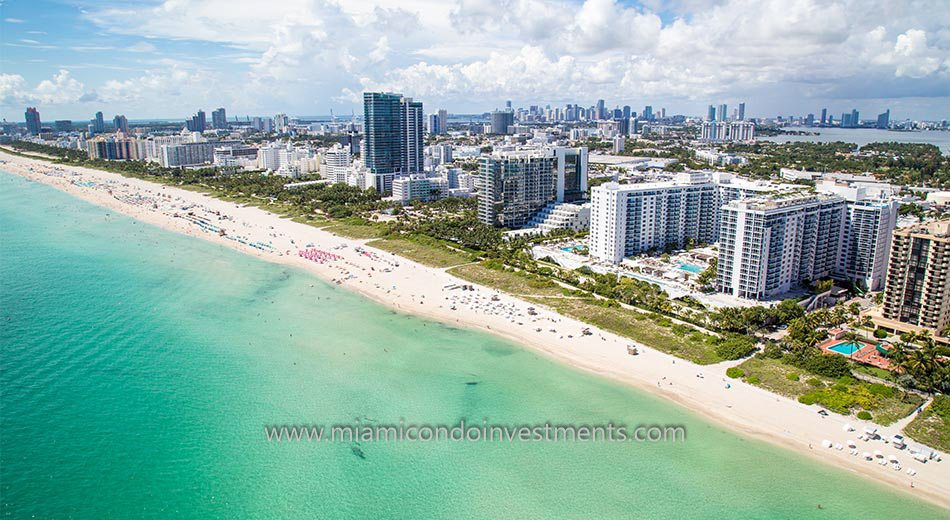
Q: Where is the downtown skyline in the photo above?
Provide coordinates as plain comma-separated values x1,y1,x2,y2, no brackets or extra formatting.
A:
1,0,949,120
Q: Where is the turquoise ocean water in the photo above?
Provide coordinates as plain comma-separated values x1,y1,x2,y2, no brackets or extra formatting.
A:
2,171,947,519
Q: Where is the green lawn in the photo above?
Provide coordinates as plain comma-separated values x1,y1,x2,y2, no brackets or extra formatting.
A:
528,296,724,365
368,235,474,268
447,263,569,298
904,395,950,452
736,356,924,425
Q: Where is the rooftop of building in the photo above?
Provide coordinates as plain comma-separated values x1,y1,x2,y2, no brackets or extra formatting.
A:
726,191,843,211
895,219,950,239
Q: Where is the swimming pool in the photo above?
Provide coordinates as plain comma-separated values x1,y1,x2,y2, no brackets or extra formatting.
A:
679,263,703,274
561,245,584,253
828,342,863,356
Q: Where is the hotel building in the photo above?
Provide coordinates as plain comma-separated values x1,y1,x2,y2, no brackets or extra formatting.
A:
715,194,847,300
589,173,719,263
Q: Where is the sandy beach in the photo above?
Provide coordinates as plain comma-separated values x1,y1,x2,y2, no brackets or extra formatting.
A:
3,150,948,509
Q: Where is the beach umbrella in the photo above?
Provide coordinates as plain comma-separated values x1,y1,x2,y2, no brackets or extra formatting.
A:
842,423,853,432
847,440,856,448
821,440,833,448
862,452,872,460
874,450,883,458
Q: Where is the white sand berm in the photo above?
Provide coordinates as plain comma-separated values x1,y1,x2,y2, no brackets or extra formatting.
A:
4,150,947,509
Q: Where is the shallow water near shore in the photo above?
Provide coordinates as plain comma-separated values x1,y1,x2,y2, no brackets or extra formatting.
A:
2,171,947,519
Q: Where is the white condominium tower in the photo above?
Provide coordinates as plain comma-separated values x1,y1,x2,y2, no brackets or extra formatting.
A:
716,194,847,300
589,173,718,264
700,121,755,142
816,181,898,291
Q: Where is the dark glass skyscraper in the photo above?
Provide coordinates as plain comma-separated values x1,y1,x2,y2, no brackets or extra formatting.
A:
186,110,207,132
25,107,41,135
876,109,890,129
113,115,129,133
362,92,424,193
212,108,227,129
93,111,105,133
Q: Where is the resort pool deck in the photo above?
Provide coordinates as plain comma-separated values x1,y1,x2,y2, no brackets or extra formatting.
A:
819,338,893,370
828,342,862,356
678,263,703,274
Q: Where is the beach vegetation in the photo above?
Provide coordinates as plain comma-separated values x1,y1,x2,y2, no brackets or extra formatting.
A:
713,336,758,360
903,396,950,452
737,357,923,425
726,367,744,379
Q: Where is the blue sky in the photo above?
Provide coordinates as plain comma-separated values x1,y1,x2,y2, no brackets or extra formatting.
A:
2,0,949,122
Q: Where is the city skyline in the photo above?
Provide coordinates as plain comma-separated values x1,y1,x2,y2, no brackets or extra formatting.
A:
1,0,948,121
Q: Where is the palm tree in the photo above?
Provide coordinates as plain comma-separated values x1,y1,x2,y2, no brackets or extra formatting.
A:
843,331,860,360
858,316,875,343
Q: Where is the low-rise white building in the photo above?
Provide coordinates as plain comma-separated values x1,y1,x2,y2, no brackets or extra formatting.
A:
391,174,448,204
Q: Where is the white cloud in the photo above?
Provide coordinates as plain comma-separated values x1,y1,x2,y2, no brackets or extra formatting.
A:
127,41,158,53
0,70,96,106
12,0,946,116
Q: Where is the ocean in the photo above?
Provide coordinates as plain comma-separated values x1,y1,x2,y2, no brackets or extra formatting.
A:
1,171,947,519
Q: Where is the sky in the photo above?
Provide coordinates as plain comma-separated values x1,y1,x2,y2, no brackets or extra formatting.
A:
1,0,949,122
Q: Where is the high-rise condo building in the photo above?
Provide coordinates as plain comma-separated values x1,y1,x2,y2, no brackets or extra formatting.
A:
490,110,514,134
24,107,41,135
716,194,847,300
707,105,716,121
596,99,606,120
700,121,755,142
113,115,129,134
212,108,228,129
737,102,745,121
816,181,898,291
92,111,105,134
477,147,588,228
589,173,719,263
880,220,950,336
876,109,890,129
841,112,852,128
186,110,207,132
273,113,289,134
717,104,727,122
362,92,424,194
820,108,827,126
437,109,448,135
